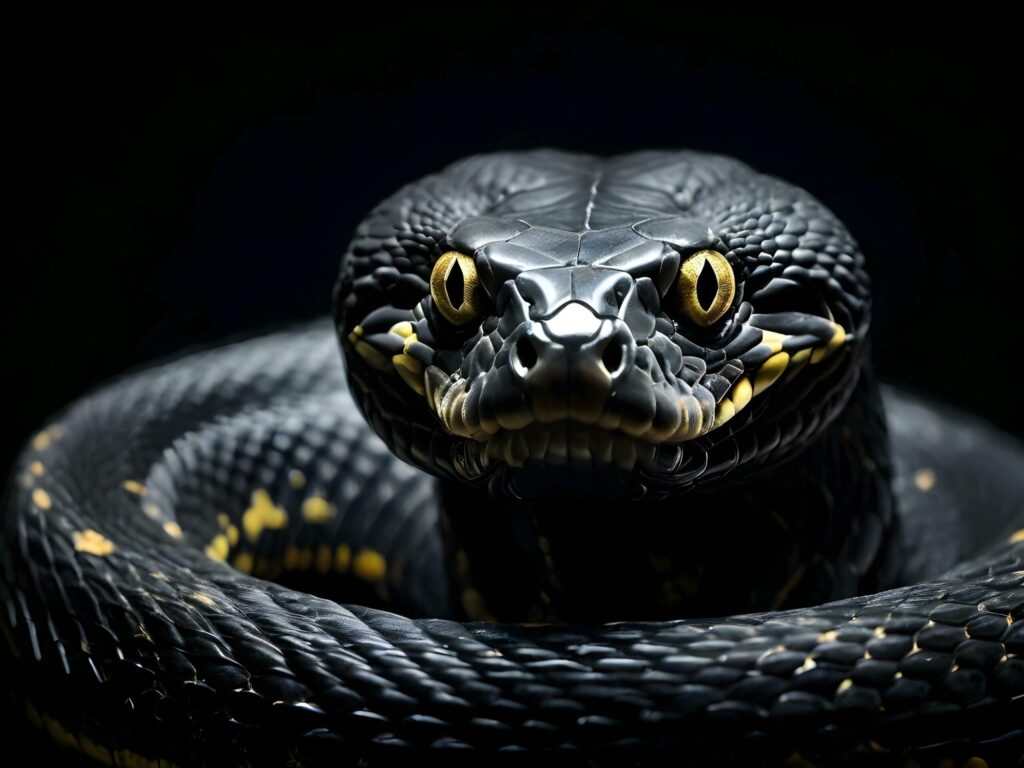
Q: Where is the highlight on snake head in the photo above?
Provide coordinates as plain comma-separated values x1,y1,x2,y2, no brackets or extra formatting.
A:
336,151,865,498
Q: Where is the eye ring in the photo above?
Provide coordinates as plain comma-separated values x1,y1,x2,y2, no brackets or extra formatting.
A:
430,251,484,325
676,249,736,327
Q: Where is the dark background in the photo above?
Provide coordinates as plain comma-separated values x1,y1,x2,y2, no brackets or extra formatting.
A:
2,11,1021,765
5,14,1023,474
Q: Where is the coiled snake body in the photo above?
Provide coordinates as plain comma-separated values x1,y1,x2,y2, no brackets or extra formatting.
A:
4,151,1024,766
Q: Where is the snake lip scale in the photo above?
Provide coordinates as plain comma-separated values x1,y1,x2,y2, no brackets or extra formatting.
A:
3,149,1024,766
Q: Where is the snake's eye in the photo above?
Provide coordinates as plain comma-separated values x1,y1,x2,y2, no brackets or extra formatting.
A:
430,251,484,325
675,249,736,327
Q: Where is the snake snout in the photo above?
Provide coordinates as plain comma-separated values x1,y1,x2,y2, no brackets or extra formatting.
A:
507,303,636,424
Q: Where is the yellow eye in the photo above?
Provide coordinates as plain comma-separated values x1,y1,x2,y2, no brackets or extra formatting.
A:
676,249,736,327
430,251,483,325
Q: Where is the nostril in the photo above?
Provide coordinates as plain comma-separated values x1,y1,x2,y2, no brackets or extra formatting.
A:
601,340,627,377
511,335,538,377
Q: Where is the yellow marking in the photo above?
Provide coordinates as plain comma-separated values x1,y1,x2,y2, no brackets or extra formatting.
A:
162,521,183,540
353,548,386,581
817,630,839,643
191,591,215,607
790,348,811,366
914,468,936,492
354,340,391,370
837,678,853,693
241,489,288,542
73,529,115,556
760,330,788,354
347,325,364,343
754,352,789,396
233,552,254,574
288,469,307,489
795,657,817,674
122,479,147,495
730,376,752,411
1010,529,1024,543
713,398,735,429
225,524,239,547
42,711,79,749
32,488,52,510
811,323,847,364
284,546,302,570
134,624,154,644
393,352,426,395
217,513,231,529
315,545,333,573
143,502,163,520
31,427,60,452
28,460,45,477
205,534,229,561
301,496,335,523
150,571,168,581
389,321,414,338
874,626,886,638
335,544,352,572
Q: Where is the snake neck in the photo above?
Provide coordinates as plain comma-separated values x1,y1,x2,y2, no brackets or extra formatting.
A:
441,363,898,622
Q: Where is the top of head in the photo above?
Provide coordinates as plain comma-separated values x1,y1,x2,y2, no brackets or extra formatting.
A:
335,150,869,499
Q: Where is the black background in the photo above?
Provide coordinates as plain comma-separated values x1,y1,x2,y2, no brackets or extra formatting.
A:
2,11,1022,762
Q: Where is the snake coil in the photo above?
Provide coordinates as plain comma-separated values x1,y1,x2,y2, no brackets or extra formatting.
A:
3,151,1024,766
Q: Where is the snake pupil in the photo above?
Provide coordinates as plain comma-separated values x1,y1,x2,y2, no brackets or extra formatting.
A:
696,258,719,312
445,261,465,310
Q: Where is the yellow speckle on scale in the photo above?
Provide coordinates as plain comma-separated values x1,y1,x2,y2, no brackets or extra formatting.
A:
122,480,147,495
335,544,352,572
353,548,387,582
760,330,788,354
731,376,752,411
837,678,853,693
191,592,215,607
225,524,239,546
205,534,229,561
143,502,162,520
288,469,307,489
1010,529,1024,544
233,552,254,574
316,545,333,573
31,427,60,452
389,321,414,338
150,571,167,581
32,488,52,510
302,496,335,523
217,513,231,529
914,468,936,492
73,529,115,556
162,521,183,540
754,352,789,396
28,461,45,477
241,489,288,542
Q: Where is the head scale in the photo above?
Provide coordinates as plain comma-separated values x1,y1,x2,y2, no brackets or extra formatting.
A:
335,150,869,499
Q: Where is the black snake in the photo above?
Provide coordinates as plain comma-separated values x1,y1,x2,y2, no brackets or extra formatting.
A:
3,150,1024,766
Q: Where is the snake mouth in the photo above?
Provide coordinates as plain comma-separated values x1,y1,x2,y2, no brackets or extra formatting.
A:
349,310,849,484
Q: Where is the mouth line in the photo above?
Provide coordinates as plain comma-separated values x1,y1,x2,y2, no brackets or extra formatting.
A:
348,315,849,466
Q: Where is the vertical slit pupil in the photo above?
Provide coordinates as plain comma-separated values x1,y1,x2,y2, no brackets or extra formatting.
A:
696,259,719,312
445,261,465,309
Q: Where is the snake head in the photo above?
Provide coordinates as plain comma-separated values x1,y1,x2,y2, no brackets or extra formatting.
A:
336,151,869,499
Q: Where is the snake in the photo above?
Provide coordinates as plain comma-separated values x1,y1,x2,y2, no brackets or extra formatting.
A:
3,150,1024,767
